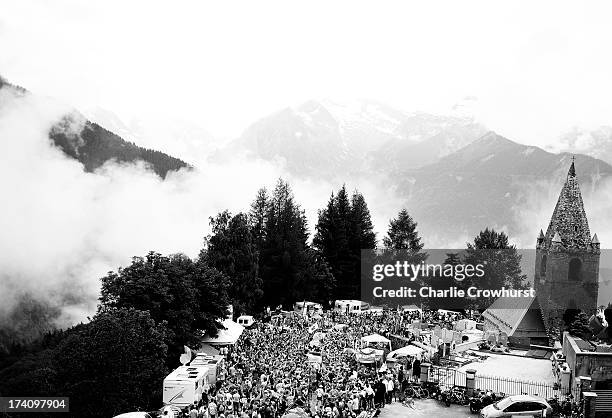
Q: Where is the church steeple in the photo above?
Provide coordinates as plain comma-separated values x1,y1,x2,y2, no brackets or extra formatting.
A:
534,157,600,335
543,159,592,249
568,157,576,178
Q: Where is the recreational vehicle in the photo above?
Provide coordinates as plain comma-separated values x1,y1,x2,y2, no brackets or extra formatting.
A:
190,354,224,385
162,366,208,407
334,300,370,315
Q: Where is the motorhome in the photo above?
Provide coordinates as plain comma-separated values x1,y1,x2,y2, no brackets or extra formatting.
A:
190,354,224,385
334,300,370,315
162,366,208,407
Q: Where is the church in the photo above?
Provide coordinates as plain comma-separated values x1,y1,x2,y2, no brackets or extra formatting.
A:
483,160,601,347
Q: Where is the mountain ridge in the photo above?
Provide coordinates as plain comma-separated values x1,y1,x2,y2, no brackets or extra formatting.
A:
0,76,189,178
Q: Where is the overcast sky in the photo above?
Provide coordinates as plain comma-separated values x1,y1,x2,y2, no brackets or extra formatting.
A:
2,0,612,146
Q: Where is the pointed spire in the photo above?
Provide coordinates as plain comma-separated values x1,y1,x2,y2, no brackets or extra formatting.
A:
592,233,599,244
544,159,591,248
552,231,562,243
568,156,576,178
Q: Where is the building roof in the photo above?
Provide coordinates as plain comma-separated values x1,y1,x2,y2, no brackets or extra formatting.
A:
482,296,538,336
543,161,592,249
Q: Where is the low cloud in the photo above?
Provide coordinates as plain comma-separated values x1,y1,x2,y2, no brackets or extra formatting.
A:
0,88,406,335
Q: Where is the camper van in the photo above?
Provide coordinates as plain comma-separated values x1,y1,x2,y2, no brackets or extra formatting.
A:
190,354,224,386
162,366,208,407
237,315,255,328
334,300,370,315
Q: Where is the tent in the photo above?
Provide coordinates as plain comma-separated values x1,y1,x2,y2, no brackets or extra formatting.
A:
201,318,245,346
361,334,391,345
356,347,378,364
387,345,424,359
361,334,391,351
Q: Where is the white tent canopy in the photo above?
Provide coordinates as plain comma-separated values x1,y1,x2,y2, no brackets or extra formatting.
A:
361,334,391,345
202,318,244,345
360,333,391,352
387,345,424,359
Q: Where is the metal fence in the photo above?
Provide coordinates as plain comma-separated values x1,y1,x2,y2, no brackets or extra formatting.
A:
429,366,467,388
429,365,580,400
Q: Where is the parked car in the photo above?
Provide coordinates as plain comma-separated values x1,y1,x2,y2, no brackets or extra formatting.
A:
480,395,551,417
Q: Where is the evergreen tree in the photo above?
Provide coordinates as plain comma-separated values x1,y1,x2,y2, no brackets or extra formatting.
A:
382,208,427,275
383,209,424,254
313,192,339,280
259,179,310,307
293,249,337,306
202,211,262,316
249,188,269,253
349,191,377,251
314,186,376,299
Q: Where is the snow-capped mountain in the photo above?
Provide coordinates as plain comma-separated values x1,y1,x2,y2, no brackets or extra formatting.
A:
369,112,487,171
215,100,612,246
217,99,487,178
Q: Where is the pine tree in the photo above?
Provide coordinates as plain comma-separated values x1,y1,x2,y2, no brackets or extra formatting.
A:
314,186,377,300
202,211,262,316
293,249,336,306
259,179,310,308
349,191,377,251
382,209,424,253
249,188,269,253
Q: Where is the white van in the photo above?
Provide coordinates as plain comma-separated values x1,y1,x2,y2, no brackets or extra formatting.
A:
334,300,370,315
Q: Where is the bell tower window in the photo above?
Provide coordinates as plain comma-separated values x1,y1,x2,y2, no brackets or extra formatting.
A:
568,258,582,281
540,255,547,277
